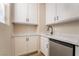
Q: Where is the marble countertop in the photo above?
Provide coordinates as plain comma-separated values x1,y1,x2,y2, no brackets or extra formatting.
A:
41,34,79,46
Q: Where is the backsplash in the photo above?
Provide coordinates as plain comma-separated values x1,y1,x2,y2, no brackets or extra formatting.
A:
53,21,79,35
13,24,37,34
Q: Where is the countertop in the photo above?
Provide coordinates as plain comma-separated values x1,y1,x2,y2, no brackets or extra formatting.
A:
13,33,79,46
41,33,79,46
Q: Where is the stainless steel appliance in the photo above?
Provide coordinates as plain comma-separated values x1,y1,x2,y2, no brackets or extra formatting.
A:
49,38,75,56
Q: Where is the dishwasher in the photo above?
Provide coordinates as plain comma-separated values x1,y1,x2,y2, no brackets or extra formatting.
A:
49,38,75,56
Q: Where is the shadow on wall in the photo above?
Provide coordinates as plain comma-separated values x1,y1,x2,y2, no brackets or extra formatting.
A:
0,22,11,56
53,20,79,34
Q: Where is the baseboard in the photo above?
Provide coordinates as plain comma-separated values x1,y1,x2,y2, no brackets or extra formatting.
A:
40,51,45,56
19,50,38,56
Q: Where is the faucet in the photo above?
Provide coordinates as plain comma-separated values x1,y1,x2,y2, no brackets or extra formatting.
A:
47,25,53,35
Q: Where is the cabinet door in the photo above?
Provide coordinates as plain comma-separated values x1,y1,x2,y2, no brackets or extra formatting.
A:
28,3,38,24
56,3,79,23
46,3,57,25
14,37,27,55
27,36,38,53
40,37,49,56
56,3,72,22
13,3,27,23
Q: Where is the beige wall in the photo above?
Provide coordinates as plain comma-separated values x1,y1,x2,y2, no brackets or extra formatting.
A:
37,4,46,33
36,4,46,53
53,21,79,35
5,4,14,55
0,23,11,55
0,4,12,56
5,4,11,25
13,24,37,33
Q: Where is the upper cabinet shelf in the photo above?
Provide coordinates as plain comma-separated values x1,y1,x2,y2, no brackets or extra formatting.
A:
12,3,38,25
46,3,79,25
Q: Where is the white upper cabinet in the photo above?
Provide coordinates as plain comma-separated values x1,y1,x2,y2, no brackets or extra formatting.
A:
56,3,69,22
13,3,38,25
46,3,79,25
28,3,38,24
46,3,57,25
56,3,79,23
13,4,27,23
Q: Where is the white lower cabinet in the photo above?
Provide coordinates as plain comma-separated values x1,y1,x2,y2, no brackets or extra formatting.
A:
14,36,27,55
40,36,49,56
14,36,39,56
27,36,38,53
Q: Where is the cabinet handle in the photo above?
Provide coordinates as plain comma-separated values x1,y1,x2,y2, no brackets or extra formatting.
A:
54,17,56,21
26,18,29,22
56,16,59,20
46,44,49,48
